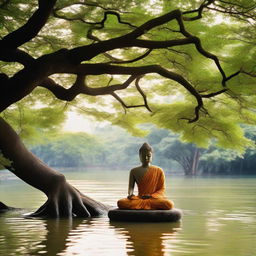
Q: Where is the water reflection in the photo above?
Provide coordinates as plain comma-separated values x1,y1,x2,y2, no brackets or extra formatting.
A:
1,174,256,256
29,218,84,256
110,221,181,256
0,209,181,256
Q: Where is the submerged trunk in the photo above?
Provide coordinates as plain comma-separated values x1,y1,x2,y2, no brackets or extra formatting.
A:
0,117,109,218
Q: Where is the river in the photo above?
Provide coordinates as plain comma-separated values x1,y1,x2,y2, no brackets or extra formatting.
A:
0,169,255,256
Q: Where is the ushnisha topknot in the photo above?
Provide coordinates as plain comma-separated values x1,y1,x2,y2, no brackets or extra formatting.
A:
139,142,153,154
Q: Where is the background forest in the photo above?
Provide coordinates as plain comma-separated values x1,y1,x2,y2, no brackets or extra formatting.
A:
29,124,256,176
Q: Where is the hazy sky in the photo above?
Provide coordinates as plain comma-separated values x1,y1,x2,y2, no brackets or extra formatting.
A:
63,112,106,133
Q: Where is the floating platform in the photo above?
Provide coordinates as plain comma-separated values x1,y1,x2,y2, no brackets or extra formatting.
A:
108,208,182,222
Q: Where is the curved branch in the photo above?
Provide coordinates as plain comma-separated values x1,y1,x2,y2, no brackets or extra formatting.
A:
68,9,181,62
82,75,138,95
207,1,256,22
182,0,215,21
53,9,136,35
39,75,84,101
99,11,137,29
104,49,152,64
86,11,138,44
135,76,152,112
67,7,228,91
132,38,195,48
0,5,247,123
54,63,203,122
241,70,256,77
0,0,57,49
175,12,229,86
40,61,203,122
226,70,241,82
201,89,228,98
52,9,98,25
39,75,138,101
0,48,35,66
110,76,153,113
111,92,147,113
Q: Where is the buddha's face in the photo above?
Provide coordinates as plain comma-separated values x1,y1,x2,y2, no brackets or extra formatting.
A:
139,150,152,166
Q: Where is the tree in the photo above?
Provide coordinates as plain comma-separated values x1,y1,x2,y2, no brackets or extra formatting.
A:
0,0,255,217
30,132,105,167
199,126,256,175
199,146,241,174
158,134,201,175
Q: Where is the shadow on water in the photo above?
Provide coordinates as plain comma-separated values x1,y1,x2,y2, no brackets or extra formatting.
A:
110,221,181,256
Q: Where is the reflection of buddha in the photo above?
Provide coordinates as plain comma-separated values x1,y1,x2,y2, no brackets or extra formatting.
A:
111,221,180,256
118,143,174,210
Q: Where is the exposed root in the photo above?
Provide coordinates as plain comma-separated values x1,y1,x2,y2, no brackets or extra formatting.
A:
30,182,109,218
0,201,10,211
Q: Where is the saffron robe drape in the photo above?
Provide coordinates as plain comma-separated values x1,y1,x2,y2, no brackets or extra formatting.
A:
117,166,174,210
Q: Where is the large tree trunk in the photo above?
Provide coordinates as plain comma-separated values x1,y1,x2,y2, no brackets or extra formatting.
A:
0,117,109,218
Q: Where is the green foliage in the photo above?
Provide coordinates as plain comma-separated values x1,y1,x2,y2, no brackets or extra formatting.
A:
30,132,105,167
1,0,255,153
29,124,256,175
1,96,66,142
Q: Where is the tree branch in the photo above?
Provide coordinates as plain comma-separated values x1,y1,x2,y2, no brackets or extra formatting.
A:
53,9,137,36
201,89,228,98
104,49,152,64
0,48,35,66
0,3,249,124
135,76,152,112
111,92,147,113
39,75,138,101
182,0,215,21
207,1,256,22
62,63,203,122
39,75,85,101
241,70,256,78
175,11,239,87
0,0,57,49
68,9,181,63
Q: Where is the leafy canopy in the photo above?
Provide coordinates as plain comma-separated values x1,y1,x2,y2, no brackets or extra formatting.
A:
0,0,255,151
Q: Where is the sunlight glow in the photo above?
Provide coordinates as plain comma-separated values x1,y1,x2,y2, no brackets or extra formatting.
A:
63,111,107,133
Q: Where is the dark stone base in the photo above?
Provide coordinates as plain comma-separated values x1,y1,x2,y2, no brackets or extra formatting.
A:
108,208,182,222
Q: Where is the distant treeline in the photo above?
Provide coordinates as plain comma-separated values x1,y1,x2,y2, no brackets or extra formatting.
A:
30,126,256,175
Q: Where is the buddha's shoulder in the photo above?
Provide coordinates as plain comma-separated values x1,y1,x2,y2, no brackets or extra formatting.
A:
130,166,142,172
150,165,163,170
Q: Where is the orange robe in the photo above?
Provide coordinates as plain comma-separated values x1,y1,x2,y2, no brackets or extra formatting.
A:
117,166,174,210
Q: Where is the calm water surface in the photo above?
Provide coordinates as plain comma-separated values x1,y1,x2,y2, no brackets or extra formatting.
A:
0,170,255,256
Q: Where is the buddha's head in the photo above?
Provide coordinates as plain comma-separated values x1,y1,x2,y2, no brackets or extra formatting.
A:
139,142,153,166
